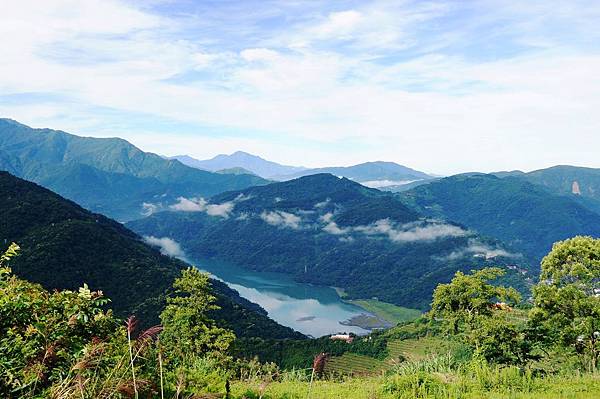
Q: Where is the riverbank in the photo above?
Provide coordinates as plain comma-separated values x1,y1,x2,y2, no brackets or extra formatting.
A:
333,288,422,330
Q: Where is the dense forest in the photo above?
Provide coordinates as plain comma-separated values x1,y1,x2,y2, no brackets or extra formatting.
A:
0,171,300,339
399,173,600,262
0,119,267,221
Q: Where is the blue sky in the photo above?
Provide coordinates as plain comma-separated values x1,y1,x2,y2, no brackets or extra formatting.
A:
1,0,600,174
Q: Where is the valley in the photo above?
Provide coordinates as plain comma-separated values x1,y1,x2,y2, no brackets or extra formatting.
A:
3,119,600,398
3,3,600,397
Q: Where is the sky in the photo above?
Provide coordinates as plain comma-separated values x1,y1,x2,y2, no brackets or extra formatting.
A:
1,0,600,175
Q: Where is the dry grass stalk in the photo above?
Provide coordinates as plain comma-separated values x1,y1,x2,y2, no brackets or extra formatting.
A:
125,315,139,399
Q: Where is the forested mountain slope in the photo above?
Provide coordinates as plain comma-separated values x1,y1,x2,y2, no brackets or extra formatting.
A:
0,171,301,338
128,174,528,310
0,119,268,221
399,174,600,262
274,161,432,186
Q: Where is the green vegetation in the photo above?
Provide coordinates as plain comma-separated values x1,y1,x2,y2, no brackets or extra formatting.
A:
4,184,600,398
0,119,267,221
0,171,302,339
348,299,422,325
400,173,600,262
0,246,237,398
128,173,527,310
231,373,600,399
520,165,600,214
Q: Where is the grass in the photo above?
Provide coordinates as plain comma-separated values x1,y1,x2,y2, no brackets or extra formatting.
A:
348,299,422,325
386,337,456,362
232,377,388,399
319,335,458,376
232,370,600,399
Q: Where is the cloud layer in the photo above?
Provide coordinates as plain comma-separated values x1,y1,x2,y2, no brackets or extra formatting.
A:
320,214,468,243
2,1,600,174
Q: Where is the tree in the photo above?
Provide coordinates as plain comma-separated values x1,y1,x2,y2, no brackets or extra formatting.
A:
429,267,526,364
160,268,235,361
529,236,600,369
430,267,520,334
469,313,531,365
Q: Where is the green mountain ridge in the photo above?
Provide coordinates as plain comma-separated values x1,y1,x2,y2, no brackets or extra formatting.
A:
0,119,268,221
274,161,432,183
0,171,302,339
128,174,528,310
513,165,600,214
399,173,600,262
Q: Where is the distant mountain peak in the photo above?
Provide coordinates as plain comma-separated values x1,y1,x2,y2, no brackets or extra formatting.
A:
169,151,306,179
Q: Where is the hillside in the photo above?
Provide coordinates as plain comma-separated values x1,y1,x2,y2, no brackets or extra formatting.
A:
514,165,600,214
0,119,268,221
170,151,306,178
0,171,302,339
274,161,432,188
127,174,527,310
399,174,600,262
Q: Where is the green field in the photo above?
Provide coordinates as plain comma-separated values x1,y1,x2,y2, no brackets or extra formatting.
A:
232,373,600,399
386,337,454,362
348,299,422,325
324,353,387,376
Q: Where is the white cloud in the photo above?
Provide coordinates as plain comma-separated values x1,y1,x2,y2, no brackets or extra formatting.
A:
314,199,330,209
143,235,185,258
2,1,600,174
170,197,208,212
169,197,235,218
309,10,363,39
141,202,160,216
260,210,302,229
354,219,468,242
318,214,468,243
323,222,349,235
361,180,418,188
320,212,349,235
206,202,235,217
440,239,521,261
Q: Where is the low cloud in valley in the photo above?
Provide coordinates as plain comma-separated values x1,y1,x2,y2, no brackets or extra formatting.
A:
143,236,186,259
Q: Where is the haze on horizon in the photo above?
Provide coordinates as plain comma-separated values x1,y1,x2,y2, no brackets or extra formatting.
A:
1,0,599,175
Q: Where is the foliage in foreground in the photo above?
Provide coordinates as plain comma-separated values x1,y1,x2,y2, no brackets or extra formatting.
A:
0,244,234,398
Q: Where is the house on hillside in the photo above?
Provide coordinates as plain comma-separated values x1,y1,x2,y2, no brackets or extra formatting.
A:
330,333,354,343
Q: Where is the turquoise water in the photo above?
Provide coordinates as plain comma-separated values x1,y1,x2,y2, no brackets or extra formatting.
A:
193,258,370,337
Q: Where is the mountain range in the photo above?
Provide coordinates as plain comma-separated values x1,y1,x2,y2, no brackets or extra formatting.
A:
127,174,529,310
0,170,302,339
4,118,600,325
169,152,433,188
274,162,433,187
0,119,268,221
169,151,306,179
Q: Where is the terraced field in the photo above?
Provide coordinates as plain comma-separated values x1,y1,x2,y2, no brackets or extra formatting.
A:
386,337,451,362
324,353,386,376
324,337,455,376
